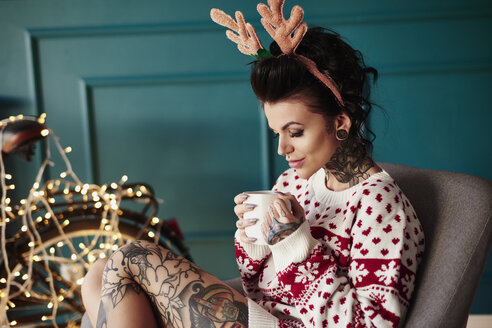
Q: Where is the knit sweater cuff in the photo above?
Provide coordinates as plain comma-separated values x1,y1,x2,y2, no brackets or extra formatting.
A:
269,220,320,272
235,230,270,261
247,298,279,328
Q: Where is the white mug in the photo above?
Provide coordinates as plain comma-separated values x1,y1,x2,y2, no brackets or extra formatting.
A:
243,191,292,245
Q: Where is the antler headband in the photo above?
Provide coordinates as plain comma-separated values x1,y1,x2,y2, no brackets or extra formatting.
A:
210,0,345,107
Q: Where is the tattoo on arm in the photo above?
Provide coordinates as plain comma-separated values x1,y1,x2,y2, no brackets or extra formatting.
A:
325,138,374,187
267,215,305,245
97,241,248,328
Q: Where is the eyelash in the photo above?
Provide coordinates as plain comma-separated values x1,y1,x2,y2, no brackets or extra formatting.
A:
272,130,304,139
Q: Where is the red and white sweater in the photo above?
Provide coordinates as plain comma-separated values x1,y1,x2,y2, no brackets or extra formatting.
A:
235,168,425,328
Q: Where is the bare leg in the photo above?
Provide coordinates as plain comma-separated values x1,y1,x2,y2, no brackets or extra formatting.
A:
96,240,248,328
81,258,107,326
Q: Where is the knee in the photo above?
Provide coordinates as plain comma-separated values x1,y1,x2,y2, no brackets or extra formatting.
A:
81,258,108,306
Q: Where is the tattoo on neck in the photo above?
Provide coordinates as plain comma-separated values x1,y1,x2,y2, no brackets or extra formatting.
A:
268,216,305,245
325,138,374,187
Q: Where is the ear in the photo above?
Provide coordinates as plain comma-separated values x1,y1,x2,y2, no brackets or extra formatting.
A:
334,111,352,132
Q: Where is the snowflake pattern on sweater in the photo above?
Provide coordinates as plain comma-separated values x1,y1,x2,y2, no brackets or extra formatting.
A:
235,168,425,328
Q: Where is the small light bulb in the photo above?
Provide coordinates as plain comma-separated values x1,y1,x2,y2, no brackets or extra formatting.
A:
148,231,155,238
21,225,27,232
64,146,72,153
121,175,128,182
71,254,77,260
40,129,50,137
5,174,12,180
152,217,160,224
110,183,118,189
38,113,47,124
57,241,63,247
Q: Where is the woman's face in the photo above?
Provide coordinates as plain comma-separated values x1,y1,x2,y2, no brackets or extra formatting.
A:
264,99,347,179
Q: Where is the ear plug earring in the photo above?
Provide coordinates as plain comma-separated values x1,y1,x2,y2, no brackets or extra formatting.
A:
336,129,348,141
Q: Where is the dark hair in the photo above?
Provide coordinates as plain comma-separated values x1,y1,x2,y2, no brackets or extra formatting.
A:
250,27,378,155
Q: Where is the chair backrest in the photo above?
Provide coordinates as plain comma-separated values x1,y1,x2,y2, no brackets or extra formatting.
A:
379,162,492,328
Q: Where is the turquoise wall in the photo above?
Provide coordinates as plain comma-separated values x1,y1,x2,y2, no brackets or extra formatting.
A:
0,0,490,313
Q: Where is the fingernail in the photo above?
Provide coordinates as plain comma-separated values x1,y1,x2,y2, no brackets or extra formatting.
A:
245,204,256,209
274,191,285,195
237,221,243,227
248,237,257,242
241,194,249,199
248,218,258,224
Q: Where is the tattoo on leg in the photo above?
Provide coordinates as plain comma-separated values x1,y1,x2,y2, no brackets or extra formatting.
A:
98,241,248,328
96,300,108,328
325,138,374,187
189,284,248,327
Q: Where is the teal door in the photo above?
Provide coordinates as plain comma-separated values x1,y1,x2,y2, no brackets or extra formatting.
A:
0,0,490,313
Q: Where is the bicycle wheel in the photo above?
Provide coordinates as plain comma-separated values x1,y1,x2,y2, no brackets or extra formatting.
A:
5,218,181,328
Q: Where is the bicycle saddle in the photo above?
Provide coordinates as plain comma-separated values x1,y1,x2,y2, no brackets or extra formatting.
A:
1,117,47,161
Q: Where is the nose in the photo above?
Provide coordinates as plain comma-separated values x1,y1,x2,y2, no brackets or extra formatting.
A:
277,135,293,156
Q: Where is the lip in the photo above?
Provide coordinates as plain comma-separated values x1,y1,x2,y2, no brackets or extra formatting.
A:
288,158,304,168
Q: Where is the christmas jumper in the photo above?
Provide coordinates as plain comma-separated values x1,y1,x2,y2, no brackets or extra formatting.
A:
235,168,425,328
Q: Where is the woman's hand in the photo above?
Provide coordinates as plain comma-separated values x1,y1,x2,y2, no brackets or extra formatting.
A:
263,193,305,245
233,193,260,243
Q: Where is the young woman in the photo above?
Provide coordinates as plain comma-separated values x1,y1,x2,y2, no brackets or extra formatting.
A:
81,3,424,327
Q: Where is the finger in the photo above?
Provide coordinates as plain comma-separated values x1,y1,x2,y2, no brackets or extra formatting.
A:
233,204,244,218
277,194,304,218
236,218,259,229
269,203,279,222
265,211,273,228
234,193,249,205
238,229,256,243
234,203,256,219
274,200,289,219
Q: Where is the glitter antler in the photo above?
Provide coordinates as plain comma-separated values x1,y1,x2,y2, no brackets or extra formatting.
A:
257,0,307,54
210,0,345,106
210,8,264,57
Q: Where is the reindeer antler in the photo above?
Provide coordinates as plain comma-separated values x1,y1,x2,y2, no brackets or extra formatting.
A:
210,8,264,57
257,0,307,54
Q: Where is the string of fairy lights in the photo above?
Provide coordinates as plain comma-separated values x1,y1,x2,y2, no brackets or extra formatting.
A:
0,114,167,328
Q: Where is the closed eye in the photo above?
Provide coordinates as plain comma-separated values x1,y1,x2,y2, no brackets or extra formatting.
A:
290,130,304,138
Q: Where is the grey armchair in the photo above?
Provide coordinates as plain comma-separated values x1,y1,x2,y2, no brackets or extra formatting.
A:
378,162,492,327
81,163,492,328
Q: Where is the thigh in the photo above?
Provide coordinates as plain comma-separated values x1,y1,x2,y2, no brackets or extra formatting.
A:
102,240,248,328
